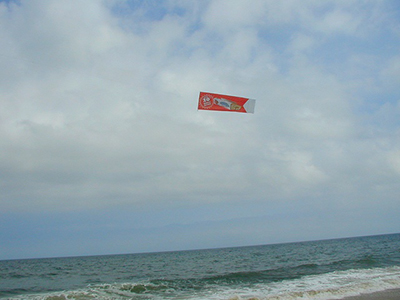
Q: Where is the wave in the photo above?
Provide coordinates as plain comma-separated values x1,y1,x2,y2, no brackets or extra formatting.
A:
201,263,320,284
3,266,400,300
200,255,383,285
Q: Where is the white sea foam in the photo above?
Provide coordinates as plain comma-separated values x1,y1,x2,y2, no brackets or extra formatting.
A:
206,266,400,300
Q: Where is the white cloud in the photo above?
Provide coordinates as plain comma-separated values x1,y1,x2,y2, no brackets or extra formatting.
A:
313,8,362,35
202,0,266,32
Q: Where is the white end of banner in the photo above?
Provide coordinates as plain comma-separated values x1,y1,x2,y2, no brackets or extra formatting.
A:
244,99,256,113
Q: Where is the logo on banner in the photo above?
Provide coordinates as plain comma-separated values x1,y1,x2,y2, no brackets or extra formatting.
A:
199,94,214,109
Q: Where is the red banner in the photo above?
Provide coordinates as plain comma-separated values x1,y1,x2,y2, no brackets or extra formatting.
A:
198,92,255,113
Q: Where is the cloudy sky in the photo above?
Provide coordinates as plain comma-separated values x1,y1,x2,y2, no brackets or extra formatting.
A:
0,0,399,260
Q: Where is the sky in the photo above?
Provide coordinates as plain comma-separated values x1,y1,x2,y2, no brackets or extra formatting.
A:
0,0,399,260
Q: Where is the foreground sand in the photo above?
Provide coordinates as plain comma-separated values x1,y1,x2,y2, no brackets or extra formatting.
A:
339,288,400,300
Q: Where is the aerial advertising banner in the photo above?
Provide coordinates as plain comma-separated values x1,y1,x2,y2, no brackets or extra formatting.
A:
198,92,255,114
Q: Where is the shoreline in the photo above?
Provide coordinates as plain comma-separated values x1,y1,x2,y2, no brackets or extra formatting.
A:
339,288,400,300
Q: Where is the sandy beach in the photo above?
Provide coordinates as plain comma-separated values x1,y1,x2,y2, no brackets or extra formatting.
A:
339,288,400,300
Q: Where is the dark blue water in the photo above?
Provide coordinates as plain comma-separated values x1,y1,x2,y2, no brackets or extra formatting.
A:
1,234,400,300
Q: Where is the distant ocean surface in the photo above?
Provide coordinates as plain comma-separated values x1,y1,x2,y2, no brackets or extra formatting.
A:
1,234,400,300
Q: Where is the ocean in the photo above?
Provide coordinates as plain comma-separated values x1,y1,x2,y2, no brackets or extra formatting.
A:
1,233,399,300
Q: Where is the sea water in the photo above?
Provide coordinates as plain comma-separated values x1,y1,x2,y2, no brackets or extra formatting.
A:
1,233,400,300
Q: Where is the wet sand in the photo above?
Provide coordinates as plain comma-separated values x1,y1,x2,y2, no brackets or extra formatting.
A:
339,288,400,300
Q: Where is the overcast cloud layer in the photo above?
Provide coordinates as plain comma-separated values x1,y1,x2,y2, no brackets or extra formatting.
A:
1,0,399,260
